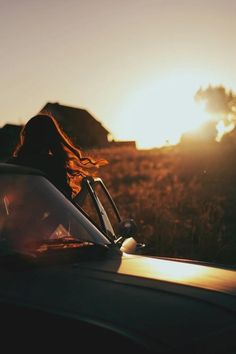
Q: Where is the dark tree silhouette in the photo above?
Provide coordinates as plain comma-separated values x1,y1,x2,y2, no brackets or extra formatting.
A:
195,85,236,123
180,85,236,146
194,85,236,147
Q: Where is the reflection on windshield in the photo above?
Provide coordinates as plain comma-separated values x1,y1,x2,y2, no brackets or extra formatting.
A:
0,174,110,255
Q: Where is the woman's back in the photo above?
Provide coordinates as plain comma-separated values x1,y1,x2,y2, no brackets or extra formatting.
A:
8,154,73,198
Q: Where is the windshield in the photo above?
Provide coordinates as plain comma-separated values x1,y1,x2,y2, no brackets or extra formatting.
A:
0,174,111,255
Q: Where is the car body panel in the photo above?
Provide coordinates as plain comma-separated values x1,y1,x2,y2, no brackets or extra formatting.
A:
0,163,236,353
0,251,236,353
109,253,236,296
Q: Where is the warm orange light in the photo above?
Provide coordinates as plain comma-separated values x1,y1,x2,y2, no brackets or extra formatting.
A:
112,72,213,149
118,255,205,282
150,259,203,281
118,255,236,294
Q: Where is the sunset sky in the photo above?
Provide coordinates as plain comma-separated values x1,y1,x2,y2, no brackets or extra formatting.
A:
1,0,236,148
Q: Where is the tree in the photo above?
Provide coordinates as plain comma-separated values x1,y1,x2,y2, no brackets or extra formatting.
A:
194,85,236,124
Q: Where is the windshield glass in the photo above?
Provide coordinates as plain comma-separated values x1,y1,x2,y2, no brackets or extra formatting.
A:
0,174,111,255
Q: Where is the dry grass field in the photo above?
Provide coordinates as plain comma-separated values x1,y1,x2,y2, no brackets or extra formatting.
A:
88,143,236,265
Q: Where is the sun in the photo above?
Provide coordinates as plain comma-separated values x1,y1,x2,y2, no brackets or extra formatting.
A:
112,72,213,149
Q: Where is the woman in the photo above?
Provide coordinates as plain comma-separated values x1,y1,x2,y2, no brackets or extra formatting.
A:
8,113,108,199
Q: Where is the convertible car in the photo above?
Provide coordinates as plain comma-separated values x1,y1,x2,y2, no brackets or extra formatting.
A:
0,163,236,353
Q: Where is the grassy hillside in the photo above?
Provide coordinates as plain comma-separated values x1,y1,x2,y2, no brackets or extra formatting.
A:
88,143,236,265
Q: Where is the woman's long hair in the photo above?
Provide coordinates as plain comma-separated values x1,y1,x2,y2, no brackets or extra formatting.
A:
14,113,108,195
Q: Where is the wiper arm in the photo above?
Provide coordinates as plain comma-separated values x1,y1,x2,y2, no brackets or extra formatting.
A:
0,237,108,266
35,236,109,263
42,236,87,245
36,236,94,253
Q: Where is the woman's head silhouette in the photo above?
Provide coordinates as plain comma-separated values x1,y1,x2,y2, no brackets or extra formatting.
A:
13,113,108,197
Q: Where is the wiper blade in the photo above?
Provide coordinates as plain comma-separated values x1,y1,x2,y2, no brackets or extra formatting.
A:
36,236,94,253
42,236,85,245
0,237,108,267
35,236,109,263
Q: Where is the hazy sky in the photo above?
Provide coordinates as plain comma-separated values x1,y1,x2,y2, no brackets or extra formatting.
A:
1,0,236,148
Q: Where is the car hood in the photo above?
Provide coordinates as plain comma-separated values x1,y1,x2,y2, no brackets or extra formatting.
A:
85,252,236,296
0,251,236,353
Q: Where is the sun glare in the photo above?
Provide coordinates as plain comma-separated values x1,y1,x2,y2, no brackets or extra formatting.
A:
216,120,235,142
113,73,212,149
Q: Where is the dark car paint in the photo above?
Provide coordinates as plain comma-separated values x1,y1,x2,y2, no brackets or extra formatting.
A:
0,249,236,353
0,163,236,353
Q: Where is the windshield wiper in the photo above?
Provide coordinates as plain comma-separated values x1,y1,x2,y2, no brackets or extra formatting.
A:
41,236,87,245
36,236,95,253
0,237,109,267
34,236,109,261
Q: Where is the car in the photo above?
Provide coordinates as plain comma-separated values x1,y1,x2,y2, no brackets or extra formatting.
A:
0,162,236,354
